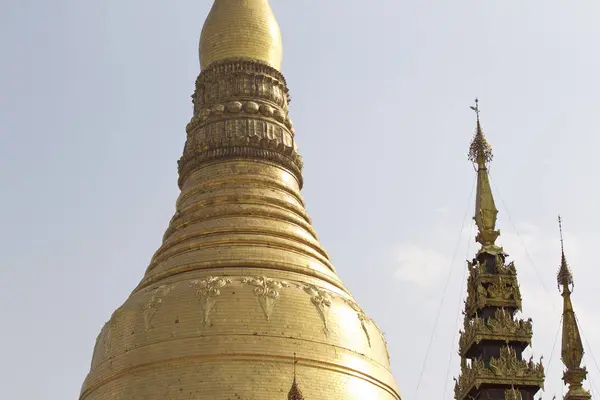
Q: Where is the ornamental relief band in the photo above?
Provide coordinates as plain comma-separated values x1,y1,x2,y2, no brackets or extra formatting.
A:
465,274,523,315
242,276,291,321
183,119,298,165
178,59,301,188
90,276,379,367
192,59,290,112
454,346,545,399
459,308,533,355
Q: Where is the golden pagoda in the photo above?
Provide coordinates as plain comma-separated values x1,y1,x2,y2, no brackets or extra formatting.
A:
454,100,545,400
79,1,401,399
557,216,591,400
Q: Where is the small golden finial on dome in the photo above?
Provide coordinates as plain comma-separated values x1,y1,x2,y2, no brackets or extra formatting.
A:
468,99,499,247
287,353,305,400
199,0,283,70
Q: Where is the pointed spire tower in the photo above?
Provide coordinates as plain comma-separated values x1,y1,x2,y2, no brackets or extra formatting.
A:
79,1,401,399
454,100,545,400
557,216,591,400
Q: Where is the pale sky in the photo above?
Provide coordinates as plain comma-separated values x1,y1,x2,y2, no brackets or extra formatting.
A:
1,1,600,399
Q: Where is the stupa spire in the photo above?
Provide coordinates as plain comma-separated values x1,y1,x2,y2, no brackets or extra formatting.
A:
468,98,500,247
79,1,401,399
557,216,591,400
454,100,544,400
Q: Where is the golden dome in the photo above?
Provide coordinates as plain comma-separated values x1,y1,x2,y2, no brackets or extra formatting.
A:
79,2,401,399
200,0,283,70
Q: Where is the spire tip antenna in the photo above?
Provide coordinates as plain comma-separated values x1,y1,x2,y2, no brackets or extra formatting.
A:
470,98,480,120
293,353,297,378
558,214,565,254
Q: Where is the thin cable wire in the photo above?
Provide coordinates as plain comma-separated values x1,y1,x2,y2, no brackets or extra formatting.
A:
442,220,474,400
488,173,557,311
590,373,600,398
414,176,476,399
576,314,600,377
588,372,600,398
582,357,600,398
544,314,563,379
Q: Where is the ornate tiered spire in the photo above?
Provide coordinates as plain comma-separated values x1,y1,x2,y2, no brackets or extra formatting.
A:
454,100,544,400
557,216,591,400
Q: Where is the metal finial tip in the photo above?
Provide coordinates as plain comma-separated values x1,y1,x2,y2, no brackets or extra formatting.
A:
470,98,480,117
558,215,565,251
293,353,298,376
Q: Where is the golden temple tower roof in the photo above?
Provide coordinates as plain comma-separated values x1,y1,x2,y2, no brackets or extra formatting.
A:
79,2,400,399
454,100,544,400
557,216,591,400
200,0,283,70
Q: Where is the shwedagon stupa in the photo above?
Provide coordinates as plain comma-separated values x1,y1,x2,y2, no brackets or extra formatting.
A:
79,1,402,399
79,2,597,399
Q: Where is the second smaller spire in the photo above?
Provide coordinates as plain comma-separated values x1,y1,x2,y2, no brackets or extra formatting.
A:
557,216,591,400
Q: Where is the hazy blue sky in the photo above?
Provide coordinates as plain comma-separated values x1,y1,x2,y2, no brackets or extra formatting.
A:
1,1,599,399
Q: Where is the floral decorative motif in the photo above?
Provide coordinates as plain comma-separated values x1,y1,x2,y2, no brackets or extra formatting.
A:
381,332,390,361
304,284,332,334
190,277,231,327
357,313,372,347
143,284,175,331
242,276,290,320
345,299,372,347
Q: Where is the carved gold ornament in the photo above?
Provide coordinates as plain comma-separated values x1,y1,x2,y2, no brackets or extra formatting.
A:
242,276,290,320
190,277,232,327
